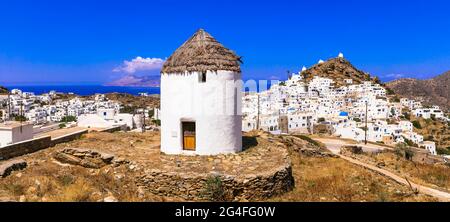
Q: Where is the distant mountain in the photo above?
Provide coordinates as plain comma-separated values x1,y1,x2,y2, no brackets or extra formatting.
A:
386,71,450,111
0,86,8,94
301,57,379,87
106,75,160,87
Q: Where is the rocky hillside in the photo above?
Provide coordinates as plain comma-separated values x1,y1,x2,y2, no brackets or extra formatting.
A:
85,93,160,109
301,57,378,87
386,71,450,111
106,75,160,87
0,86,8,94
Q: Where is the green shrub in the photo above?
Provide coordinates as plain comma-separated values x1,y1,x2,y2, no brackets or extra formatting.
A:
148,109,155,118
394,143,415,161
385,87,395,95
436,147,450,155
14,115,27,122
61,115,76,123
353,118,361,122
59,123,67,129
203,175,226,201
403,137,418,147
412,120,421,129
152,119,161,126
120,105,138,114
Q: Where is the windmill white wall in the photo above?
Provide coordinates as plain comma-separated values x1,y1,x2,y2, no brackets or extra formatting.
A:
160,70,242,155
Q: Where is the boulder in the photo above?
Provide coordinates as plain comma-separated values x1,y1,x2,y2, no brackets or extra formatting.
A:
0,159,27,178
53,148,115,169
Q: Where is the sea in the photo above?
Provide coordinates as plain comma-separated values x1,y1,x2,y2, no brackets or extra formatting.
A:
4,80,276,96
4,85,160,96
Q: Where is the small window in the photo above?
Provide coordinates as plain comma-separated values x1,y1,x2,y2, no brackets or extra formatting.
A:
199,72,206,83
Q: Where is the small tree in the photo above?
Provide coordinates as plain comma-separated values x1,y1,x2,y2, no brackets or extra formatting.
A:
385,87,395,95
151,119,161,126
61,115,76,123
148,109,155,118
14,115,27,122
59,123,67,129
394,143,414,161
412,120,421,129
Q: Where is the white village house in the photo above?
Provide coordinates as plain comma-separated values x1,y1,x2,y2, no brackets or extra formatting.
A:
0,121,34,147
160,29,242,155
77,108,140,130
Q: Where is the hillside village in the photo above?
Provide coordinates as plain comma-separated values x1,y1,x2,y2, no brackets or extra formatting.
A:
0,89,161,147
242,54,449,156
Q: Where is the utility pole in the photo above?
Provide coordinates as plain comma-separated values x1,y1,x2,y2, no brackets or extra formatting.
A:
365,100,368,145
142,108,146,133
7,91,11,121
20,104,23,133
256,94,260,130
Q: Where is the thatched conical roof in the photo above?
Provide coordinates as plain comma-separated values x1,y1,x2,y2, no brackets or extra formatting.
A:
161,29,242,74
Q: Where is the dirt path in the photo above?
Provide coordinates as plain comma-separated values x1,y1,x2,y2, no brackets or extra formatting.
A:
316,137,450,202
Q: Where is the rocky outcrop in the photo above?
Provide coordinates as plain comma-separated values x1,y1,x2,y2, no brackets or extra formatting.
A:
0,86,8,95
281,135,337,157
0,159,27,177
53,148,115,169
302,57,376,88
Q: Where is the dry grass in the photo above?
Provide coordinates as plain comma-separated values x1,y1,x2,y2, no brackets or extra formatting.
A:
0,160,174,202
410,116,450,151
270,153,437,202
363,151,450,192
0,130,443,202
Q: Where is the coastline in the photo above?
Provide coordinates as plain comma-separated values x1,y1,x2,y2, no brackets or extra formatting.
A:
2,85,161,96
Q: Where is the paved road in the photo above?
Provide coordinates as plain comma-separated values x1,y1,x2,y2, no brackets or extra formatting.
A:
315,137,450,202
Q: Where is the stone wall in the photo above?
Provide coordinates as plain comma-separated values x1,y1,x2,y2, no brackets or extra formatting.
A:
0,136,51,161
411,147,447,165
98,126,123,133
137,154,294,201
0,129,88,161
50,130,88,146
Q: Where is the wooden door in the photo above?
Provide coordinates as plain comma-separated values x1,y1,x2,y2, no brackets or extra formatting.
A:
182,122,196,151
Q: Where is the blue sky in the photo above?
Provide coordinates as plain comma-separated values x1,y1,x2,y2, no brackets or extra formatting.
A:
0,0,449,85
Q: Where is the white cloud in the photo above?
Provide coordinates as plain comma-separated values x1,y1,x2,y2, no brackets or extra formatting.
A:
113,56,165,73
384,73,405,79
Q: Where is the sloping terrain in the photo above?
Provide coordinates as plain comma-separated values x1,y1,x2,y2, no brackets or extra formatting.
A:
0,131,438,202
386,71,450,111
301,57,377,87
0,86,8,95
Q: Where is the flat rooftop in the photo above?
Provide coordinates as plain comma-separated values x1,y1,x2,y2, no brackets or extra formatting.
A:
0,121,32,129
